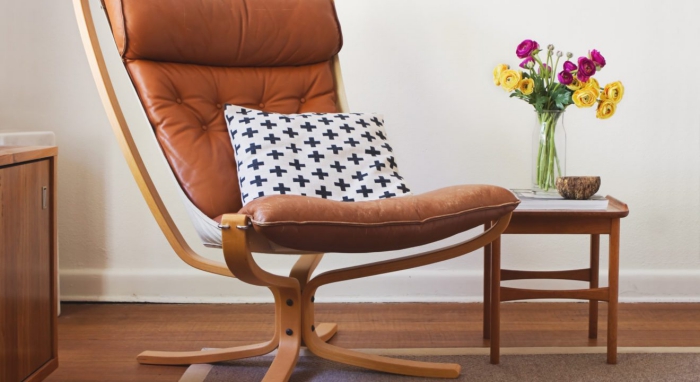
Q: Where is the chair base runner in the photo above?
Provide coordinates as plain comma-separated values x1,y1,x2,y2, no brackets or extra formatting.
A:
136,323,338,366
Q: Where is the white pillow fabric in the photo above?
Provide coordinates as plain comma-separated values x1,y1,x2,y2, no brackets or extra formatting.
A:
224,105,412,205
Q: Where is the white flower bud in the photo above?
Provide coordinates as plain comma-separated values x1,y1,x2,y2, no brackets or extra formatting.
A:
526,61,534,69
547,44,554,51
556,51,563,57
566,52,573,59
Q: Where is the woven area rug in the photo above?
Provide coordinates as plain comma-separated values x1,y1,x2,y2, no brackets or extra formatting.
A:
180,347,700,382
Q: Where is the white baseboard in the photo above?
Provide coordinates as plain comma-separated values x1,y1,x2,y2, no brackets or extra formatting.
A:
59,268,700,303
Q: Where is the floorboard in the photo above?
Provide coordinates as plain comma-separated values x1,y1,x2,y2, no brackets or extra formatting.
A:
46,302,700,381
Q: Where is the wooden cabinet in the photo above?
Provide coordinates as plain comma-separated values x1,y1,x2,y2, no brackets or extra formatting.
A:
0,146,58,382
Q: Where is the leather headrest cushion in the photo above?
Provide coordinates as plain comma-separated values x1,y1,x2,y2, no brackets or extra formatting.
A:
103,0,343,67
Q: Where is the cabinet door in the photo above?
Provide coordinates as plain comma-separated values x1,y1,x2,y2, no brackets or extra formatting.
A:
0,160,52,382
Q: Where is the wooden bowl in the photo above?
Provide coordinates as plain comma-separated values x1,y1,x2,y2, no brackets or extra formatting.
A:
556,176,601,200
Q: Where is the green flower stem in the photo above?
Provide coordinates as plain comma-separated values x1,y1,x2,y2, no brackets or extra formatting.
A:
533,55,548,86
547,82,560,110
536,112,562,191
551,56,560,84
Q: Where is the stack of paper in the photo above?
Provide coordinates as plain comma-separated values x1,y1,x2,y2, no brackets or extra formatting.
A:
512,189,609,210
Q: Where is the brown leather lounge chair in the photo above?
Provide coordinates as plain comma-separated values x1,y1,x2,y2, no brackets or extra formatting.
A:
73,0,519,379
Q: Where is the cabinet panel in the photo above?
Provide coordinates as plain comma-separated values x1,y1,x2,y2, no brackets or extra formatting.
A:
0,160,52,382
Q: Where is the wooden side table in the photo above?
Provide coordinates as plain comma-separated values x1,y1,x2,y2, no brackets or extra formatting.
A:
483,196,629,364
0,146,59,381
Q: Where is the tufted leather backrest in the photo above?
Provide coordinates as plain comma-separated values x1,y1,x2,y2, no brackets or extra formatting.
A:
102,0,343,218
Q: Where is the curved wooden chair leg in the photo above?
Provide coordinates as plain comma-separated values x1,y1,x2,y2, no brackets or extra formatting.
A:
262,286,302,382
290,254,324,290
290,255,338,344
137,340,278,366
301,282,459,379
298,215,512,379
304,325,460,378
222,214,304,382
314,322,338,343
137,279,285,366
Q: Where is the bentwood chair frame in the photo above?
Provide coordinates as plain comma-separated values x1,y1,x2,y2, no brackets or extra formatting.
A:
73,0,514,379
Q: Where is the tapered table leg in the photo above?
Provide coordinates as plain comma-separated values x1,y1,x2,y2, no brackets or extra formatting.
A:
589,234,600,339
607,220,620,364
483,223,492,340
490,235,501,364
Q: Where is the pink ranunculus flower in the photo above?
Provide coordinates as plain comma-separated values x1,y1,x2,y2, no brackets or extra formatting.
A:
516,39,539,59
519,56,534,69
590,49,606,69
563,61,577,72
558,70,573,85
578,57,596,79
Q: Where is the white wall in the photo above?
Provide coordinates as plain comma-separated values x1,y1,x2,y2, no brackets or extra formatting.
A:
1,0,699,303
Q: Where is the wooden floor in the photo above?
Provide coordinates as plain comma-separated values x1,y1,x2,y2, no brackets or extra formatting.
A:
46,302,700,381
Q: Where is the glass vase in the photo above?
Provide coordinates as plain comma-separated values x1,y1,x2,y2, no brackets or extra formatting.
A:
532,110,566,193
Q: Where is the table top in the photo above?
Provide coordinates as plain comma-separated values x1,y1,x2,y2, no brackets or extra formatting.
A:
0,146,57,166
512,196,629,219
504,196,628,235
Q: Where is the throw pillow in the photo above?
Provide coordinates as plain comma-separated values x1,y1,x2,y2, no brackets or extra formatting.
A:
224,105,412,205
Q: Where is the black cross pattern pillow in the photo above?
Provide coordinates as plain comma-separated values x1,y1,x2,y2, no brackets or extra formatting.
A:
224,105,412,205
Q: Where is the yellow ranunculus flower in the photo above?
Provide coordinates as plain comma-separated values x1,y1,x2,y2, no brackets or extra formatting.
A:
596,100,616,119
603,81,625,104
585,77,600,98
572,88,597,108
500,69,522,92
566,77,583,91
493,64,509,86
586,77,600,90
517,78,534,95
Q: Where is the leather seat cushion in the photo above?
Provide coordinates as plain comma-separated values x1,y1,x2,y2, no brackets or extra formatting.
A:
231,185,519,253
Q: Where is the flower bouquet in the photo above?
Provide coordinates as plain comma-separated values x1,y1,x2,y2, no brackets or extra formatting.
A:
493,39,624,192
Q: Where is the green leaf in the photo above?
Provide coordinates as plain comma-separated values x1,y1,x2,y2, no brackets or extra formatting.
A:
533,95,546,113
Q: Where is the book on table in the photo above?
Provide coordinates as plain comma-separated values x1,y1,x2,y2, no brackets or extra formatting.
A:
511,189,609,210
